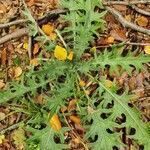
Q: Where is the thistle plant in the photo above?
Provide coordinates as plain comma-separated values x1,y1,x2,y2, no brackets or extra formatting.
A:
0,0,150,150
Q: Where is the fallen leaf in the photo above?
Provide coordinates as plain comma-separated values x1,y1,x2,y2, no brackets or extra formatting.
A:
30,58,39,66
27,0,35,7
1,48,7,65
79,80,86,87
50,114,62,131
106,36,115,44
42,24,54,36
110,28,127,41
67,51,74,61
69,115,80,125
0,134,5,144
68,99,77,111
33,43,40,55
0,4,7,14
35,94,45,105
136,16,148,27
144,45,150,54
54,45,67,60
14,67,22,78
113,5,127,12
0,80,5,89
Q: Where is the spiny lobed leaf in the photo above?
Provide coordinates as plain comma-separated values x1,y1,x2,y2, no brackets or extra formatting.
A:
60,0,106,58
78,46,150,74
26,126,69,150
85,76,150,150
1,0,150,149
0,60,69,104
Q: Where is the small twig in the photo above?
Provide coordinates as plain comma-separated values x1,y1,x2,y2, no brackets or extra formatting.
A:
0,121,24,134
126,42,150,46
106,6,150,36
103,0,150,6
0,28,29,45
38,9,67,21
0,19,27,29
0,9,66,45
28,36,32,59
131,5,150,16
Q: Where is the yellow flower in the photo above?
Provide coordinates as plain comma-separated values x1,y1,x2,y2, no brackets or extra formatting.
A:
104,80,113,88
50,114,62,131
67,51,74,60
42,24,54,36
23,42,28,50
79,80,86,87
54,45,67,60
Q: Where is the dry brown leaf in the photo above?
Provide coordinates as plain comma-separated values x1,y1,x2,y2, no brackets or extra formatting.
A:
30,58,39,66
33,43,40,55
106,36,115,44
69,115,81,125
68,99,77,111
27,0,35,7
113,5,127,12
0,4,7,14
35,94,45,105
14,67,22,78
1,48,7,65
0,80,5,89
50,114,62,131
136,16,148,27
110,28,127,41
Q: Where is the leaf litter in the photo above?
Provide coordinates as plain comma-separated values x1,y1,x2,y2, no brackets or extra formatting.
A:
0,0,150,150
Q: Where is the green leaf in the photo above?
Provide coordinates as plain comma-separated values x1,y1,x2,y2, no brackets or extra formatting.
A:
27,126,69,150
85,76,150,150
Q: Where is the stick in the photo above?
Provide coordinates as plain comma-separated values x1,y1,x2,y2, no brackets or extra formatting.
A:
0,9,66,29
0,28,28,45
0,19,27,29
28,36,32,59
105,6,150,36
131,5,150,16
103,0,150,6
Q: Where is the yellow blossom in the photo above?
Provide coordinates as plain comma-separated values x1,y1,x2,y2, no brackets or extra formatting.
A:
54,45,67,60
42,24,54,36
67,51,74,60
104,80,113,88
23,42,28,50
50,114,62,131
79,80,86,87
